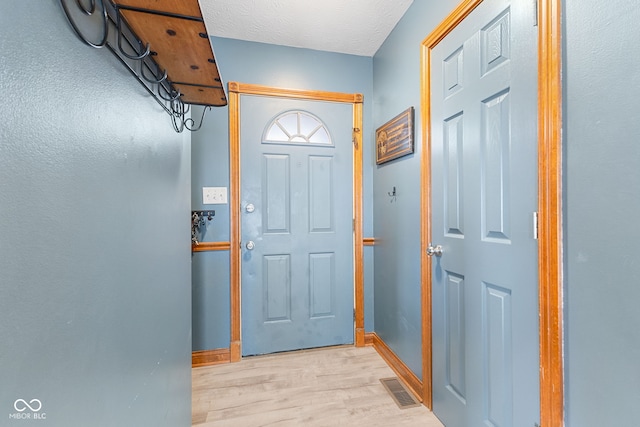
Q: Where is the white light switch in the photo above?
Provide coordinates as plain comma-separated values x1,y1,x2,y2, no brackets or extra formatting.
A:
202,187,227,205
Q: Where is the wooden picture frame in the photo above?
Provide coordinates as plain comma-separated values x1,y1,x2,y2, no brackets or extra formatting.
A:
376,107,415,165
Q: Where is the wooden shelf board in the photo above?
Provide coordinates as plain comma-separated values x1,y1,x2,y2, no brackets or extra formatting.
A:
113,0,202,19
116,1,227,107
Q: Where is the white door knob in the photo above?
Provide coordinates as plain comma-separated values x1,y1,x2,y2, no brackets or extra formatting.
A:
426,243,443,257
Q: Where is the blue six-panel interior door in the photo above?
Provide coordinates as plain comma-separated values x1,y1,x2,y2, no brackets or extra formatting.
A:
430,0,540,425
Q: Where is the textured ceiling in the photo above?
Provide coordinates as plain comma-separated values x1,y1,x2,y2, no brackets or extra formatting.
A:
199,0,414,57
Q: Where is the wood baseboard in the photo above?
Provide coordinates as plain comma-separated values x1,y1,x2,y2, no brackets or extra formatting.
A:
192,348,231,368
364,332,375,346
368,332,423,403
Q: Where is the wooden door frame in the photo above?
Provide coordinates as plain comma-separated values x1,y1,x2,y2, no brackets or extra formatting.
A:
227,82,365,362
419,1,563,426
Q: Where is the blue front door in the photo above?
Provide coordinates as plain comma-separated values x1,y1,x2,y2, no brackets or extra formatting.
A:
430,0,540,425
240,95,354,356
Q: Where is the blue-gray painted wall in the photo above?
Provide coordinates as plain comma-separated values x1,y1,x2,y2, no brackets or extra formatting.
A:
373,0,640,419
564,0,640,425
372,0,456,380
0,1,192,426
191,38,374,351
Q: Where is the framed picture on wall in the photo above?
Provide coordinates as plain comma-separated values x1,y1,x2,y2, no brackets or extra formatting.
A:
376,107,414,165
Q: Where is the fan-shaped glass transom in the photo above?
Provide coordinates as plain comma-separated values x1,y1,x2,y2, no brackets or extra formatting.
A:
263,111,333,146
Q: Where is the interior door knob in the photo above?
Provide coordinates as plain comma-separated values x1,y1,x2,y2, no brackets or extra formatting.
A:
245,203,255,213
426,243,443,257
245,240,255,250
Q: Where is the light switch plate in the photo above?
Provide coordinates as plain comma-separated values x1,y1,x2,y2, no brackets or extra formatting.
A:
202,187,227,205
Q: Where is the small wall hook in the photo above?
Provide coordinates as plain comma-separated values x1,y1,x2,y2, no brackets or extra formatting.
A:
388,186,396,203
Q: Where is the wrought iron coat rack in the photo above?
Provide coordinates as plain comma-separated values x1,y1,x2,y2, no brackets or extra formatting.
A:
59,0,227,132
191,210,215,246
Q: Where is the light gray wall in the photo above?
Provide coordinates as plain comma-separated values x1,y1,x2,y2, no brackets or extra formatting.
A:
372,0,456,379
564,1,640,425
0,1,192,426
191,38,375,351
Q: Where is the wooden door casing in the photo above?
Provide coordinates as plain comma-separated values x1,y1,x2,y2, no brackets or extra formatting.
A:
227,83,365,361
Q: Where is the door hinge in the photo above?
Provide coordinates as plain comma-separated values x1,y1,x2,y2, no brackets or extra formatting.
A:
533,0,539,26
533,212,539,240
353,218,356,232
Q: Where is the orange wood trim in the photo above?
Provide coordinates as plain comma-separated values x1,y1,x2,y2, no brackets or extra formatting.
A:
191,241,231,252
370,332,423,403
229,341,241,363
419,36,433,409
227,82,365,358
421,0,484,48
192,348,230,368
363,237,376,246
538,0,564,425
228,82,361,104
364,332,375,346
353,101,365,347
228,87,242,363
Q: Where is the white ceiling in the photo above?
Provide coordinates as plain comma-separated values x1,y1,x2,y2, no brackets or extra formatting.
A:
199,0,414,57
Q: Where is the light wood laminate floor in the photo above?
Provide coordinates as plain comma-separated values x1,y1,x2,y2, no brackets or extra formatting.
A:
192,345,444,426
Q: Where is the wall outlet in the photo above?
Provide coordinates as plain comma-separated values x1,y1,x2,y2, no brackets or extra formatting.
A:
202,187,227,204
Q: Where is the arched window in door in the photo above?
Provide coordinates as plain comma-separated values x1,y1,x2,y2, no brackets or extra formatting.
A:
263,110,333,146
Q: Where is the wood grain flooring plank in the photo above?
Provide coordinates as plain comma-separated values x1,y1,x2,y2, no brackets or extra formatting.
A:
192,346,443,426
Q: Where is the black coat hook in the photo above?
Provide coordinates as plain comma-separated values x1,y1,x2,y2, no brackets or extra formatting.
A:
388,186,396,202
